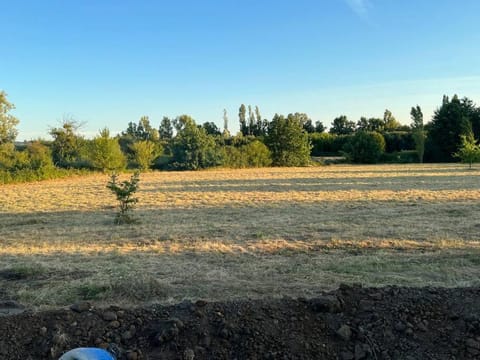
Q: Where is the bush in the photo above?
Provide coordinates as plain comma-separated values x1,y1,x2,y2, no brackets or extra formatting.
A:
343,131,385,163
223,140,272,168
130,140,162,171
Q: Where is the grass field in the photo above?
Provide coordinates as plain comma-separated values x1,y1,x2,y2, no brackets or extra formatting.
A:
1,164,479,309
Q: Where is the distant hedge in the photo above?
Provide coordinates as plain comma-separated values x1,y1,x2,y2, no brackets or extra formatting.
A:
0,168,90,184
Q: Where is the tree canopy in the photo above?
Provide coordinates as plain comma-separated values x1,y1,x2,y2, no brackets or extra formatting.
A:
266,113,312,166
0,91,19,144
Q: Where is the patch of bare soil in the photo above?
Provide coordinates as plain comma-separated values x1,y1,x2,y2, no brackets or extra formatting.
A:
1,285,479,359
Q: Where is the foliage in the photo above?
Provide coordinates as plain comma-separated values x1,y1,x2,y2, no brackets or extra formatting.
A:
265,113,312,166
26,141,54,170
410,105,425,163
310,132,335,155
356,117,384,132
0,142,16,169
0,167,89,184
158,116,174,140
130,140,161,170
330,115,356,135
0,91,19,144
383,109,402,131
88,128,126,172
223,140,272,168
201,122,221,136
310,133,351,155
123,116,159,141
238,104,267,136
427,95,479,162
453,134,480,169
106,172,140,224
343,131,385,163
171,116,222,170
383,131,415,153
49,119,85,167
315,121,326,133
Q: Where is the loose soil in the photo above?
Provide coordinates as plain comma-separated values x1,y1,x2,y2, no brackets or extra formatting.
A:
1,285,479,359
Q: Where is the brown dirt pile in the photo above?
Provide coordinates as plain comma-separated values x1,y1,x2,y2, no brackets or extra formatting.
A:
1,285,479,359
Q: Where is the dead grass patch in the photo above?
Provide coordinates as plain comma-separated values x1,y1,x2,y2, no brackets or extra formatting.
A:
1,164,479,308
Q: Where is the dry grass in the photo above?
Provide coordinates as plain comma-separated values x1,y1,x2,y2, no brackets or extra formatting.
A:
0,163,479,309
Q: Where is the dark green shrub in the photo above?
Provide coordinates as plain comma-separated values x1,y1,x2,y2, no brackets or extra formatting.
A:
383,131,415,153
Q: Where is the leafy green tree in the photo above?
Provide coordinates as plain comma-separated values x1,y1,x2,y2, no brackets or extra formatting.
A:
383,109,402,131
171,116,221,169
201,122,221,136
427,95,478,162
410,105,426,162
330,115,356,135
357,117,384,132
239,104,247,136
49,119,84,167
159,116,173,140
107,172,140,224
0,91,19,144
315,121,326,133
88,128,126,172
453,132,480,169
130,140,161,171
303,119,315,133
265,113,312,166
343,131,385,163
248,105,255,136
123,116,159,141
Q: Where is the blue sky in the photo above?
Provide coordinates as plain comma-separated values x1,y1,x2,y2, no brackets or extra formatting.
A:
1,0,480,140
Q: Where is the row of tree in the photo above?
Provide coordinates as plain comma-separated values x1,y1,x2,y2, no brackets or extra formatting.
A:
1,91,480,179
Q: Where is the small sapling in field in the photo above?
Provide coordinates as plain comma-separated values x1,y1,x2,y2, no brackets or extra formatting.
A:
106,172,140,224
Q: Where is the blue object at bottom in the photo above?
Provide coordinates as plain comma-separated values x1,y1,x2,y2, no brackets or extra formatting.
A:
58,347,116,360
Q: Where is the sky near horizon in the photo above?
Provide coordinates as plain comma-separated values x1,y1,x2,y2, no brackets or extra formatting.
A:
1,0,480,140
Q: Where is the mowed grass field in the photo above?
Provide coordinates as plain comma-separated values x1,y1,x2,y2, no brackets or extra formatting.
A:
1,164,479,309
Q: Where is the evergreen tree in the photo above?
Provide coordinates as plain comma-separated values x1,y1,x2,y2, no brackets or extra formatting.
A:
427,95,478,162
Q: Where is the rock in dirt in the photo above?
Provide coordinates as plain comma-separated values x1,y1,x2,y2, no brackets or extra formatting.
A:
337,325,352,341
70,301,91,313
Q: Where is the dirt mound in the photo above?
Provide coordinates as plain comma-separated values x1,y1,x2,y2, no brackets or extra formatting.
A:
1,285,479,359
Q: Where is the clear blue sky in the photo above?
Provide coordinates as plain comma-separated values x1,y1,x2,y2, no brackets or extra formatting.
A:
2,0,480,140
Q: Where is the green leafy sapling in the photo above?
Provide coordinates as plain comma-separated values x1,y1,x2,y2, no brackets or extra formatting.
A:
106,172,140,224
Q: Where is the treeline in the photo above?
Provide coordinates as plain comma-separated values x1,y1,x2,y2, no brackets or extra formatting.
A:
1,91,480,183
